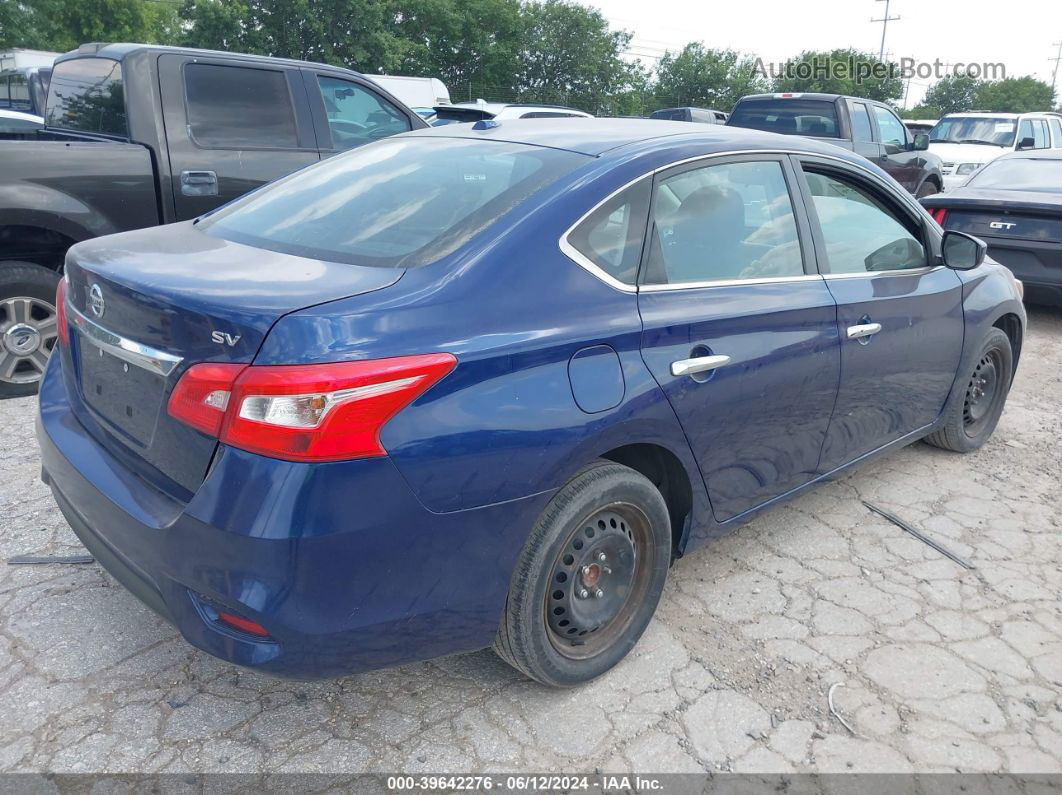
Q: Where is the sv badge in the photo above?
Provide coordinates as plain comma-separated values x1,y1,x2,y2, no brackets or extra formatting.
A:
211,331,242,346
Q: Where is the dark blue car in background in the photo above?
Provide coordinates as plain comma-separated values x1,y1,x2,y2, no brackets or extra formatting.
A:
37,120,1025,687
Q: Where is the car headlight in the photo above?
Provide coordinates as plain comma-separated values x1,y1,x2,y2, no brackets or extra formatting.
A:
956,163,981,175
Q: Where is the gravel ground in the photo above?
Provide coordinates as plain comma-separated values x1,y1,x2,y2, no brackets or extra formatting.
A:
0,308,1059,775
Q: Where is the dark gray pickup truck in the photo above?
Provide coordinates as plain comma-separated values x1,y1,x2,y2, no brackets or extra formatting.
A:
727,92,944,199
0,43,427,396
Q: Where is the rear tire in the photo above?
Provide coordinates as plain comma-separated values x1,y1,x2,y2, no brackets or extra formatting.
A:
916,180,940,199
0,262,61,399
924,327,1013,453
494,460,671,687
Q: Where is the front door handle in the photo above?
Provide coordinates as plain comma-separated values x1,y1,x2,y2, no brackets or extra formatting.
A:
180,170,218,197
671,354,731,377
846,323,882,340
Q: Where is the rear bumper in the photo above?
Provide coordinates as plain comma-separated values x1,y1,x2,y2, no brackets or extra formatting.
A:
983,238,1062,304
37,352,551,678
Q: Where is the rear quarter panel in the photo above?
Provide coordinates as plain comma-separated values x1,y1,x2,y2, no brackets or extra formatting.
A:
0,140,159,241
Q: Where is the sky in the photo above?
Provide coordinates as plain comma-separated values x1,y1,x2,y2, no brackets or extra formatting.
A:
585,0,1062,108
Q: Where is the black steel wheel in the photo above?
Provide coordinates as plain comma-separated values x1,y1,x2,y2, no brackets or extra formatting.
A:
925,327,1014,453
494,460,671,687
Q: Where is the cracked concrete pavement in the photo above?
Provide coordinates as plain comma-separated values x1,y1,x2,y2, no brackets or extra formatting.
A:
0,308,1059,775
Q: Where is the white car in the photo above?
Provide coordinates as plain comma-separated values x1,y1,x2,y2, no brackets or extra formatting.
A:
929,112,1062,191
0,108,43,138
432,100,592,125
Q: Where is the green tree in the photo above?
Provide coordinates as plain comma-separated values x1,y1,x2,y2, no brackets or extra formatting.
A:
514,0,639,113
390,0,522,91
1,0,178,51
772,48,903,102
975,76,1056,113
181,0,410,71
918,74,982,116
653,43,768,112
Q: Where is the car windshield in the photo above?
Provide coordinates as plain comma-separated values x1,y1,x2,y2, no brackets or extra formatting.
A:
728,99,840,138
965,158,1062,193
929,117,1015,146
200,136,588,267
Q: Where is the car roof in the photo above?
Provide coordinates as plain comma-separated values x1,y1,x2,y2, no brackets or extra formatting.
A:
443,101,588,114
402,117,883,161
53,42,366,76
996,147,1062,162
0,108,43,123
737,92,847,102
940,112,1056,119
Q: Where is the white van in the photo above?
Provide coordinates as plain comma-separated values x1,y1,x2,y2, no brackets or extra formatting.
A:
368,75,450,115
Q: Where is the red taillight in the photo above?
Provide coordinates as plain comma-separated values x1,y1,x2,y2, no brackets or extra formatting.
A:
166,362,246,436
56,278,69,346
167,353,456,462
216,611,270,638
929,208,948,227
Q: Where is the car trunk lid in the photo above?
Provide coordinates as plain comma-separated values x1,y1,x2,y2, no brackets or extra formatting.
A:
62,221,404,497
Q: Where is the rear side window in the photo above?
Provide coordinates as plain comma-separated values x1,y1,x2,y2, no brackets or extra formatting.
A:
566,180,651,285
644,159,804,285
728,99,840,138
201,137,588,268
1,73,31,111
45,58,127,136
850,102,874,141
804,169,926,274
184,63,298,149
1050,118,1062,147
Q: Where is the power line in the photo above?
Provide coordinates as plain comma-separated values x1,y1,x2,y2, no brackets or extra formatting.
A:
871,0,900,62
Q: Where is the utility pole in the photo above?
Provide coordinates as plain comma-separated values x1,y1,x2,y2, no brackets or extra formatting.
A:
872,0,900,62
1051,41,1062,105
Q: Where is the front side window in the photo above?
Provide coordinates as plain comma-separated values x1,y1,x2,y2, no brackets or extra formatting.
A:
185,63,298,149
850,102,874,142
872,106,907,149
566,180,650,285
804,169,926,274
201,137,588,268
316,76,412,151
1032,119,1049,149
1017,119,1037,149
644,159,804,285
45,58,126,136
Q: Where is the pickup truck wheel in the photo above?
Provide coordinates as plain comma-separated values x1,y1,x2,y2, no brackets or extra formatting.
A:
916,181,939,198
0,262,61,398
493,461,671,687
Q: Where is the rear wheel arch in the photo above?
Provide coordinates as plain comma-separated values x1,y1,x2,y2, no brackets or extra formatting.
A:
599,442,693,559
0,223,81,272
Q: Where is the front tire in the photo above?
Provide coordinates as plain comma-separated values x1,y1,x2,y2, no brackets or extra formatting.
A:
494,461,671,687
924,327,1013,452
0,262,61,399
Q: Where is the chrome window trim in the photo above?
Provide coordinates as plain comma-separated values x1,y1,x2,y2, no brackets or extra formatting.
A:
67,299,183,377
822,265,943,280
558,147,936,293
640,274,823,292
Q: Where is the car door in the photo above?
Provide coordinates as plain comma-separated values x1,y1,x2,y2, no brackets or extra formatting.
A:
637,154,841,522
870,103,921,191
158,54,321,220
793,156,965,471
302,70,415,155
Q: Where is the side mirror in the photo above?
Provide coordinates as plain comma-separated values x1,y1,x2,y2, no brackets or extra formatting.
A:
941,230,986,270
1016,136,1036,150
912,132,929,151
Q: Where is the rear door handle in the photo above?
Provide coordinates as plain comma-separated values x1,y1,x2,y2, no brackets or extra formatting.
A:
180,170,218,197
671,354,731,377
846,323,882,340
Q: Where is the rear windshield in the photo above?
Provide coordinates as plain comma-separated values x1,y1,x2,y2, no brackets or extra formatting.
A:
200,137,588,267
45,58,127,136
728,99,841,138
930,117,1015,147
966,158,1062,193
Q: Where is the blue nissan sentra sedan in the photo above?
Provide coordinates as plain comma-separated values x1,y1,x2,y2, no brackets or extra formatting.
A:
37,120,1025,687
